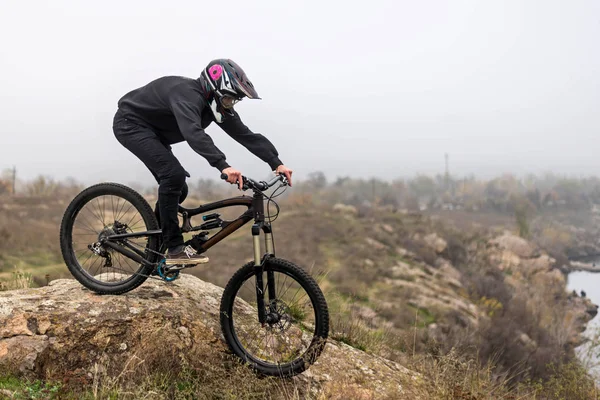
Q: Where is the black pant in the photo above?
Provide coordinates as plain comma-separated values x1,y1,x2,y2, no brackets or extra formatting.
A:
113,111,188,251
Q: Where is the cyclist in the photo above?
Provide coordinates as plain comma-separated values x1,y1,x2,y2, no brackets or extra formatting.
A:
112,59,293,266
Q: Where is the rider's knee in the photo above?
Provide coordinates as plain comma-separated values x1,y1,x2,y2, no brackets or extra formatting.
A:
180,182,189,203
159,167,187,194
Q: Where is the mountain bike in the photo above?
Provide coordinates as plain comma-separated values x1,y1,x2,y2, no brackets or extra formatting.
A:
59,173,329,377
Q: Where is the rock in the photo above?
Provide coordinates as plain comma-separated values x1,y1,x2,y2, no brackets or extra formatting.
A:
0,276,224,381
516,331,537,352
0,336,49,373
396,247,418,260
520,255,555,276
544,268,566,286
295,342,415,398
564,297,599,346
570,261,599,272
434,259,462,282
489,233,539,258
381,224,394,234
365,237,387,251
0,275,415,394
389,261,415,279
491,250,522,271
423,233,447,254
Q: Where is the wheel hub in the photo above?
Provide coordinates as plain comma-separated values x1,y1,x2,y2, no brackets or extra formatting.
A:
97,220,129,242
98,226,116,241
265,299,293,330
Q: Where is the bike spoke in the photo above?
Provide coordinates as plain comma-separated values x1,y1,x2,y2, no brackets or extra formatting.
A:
78,251,94,268
96,198,106,227
117,202,134,224
102,196,107,227
88,198,104,228
74,213,100,234
71,193,154,284
119,252,137,272
88,254,103,276
276,275,295,302
114,196,127,222
111,195,121,222
128,217,144,231
244,322,266,352
280,273,289,295
124,210,142,230
285,284,305,307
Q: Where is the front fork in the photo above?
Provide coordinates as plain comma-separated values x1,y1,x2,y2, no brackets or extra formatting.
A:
253,223,276,325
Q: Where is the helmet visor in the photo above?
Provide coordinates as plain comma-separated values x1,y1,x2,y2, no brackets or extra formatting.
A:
223,60,261,99
235,81,261,99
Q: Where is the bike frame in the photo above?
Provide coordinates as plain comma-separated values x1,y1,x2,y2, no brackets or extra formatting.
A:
102,190,274,266
99,188,276,324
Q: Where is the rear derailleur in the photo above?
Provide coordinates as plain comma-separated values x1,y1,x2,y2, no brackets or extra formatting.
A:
88,242,112,268
87,220,129,268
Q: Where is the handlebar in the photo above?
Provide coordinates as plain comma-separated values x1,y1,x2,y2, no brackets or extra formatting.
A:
220,173,287,191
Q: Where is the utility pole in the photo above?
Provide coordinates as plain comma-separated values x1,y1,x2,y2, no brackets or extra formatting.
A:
12,165,16,195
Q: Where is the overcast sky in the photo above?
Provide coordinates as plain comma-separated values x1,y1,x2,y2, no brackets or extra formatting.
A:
1,0,599,186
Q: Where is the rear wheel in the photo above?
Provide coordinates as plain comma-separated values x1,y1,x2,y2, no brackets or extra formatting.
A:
59,183,160,294
220,257,329,376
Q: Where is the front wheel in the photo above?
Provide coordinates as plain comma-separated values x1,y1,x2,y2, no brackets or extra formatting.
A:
220,257,329,377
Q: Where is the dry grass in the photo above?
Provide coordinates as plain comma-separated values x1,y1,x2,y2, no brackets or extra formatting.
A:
0,194,66,277
0,266,34,291
2,334,597,400
401,350,599,400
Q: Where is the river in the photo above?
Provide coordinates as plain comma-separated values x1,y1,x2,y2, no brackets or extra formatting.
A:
567,262,600,380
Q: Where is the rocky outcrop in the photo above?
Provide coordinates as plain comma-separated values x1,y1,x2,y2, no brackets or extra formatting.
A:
487,233,598,348
385,249,482,329
489,232,540,258
423,233,448,254
0,275,415,397
570,260,600,273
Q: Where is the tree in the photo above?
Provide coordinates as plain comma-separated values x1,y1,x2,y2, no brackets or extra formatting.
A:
409,175,436,199
0,168,14,195
306,171,327,190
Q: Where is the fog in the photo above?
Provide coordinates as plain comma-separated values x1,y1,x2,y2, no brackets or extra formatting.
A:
1,0,599,185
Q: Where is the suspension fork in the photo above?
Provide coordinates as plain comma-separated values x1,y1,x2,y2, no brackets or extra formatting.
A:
253,223,277,324
263,224,277,316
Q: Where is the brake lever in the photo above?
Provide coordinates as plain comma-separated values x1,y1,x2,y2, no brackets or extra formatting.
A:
221,173,250,191
241,179,250,191
279,173,289,186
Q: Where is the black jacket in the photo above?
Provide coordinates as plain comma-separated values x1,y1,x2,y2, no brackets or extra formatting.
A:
117,76,283,172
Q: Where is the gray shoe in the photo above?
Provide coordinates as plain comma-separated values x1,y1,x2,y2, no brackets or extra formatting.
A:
165,245,209,265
